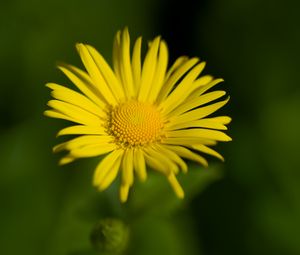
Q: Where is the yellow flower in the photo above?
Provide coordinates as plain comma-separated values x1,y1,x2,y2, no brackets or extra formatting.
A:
45,28,231,202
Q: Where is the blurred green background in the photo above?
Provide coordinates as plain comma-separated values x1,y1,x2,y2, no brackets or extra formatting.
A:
1,0,300,254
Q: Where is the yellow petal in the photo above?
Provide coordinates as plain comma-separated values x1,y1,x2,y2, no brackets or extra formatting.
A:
44,110,79,124
57,63,106,108
160,62,206,113
163,74,215,116
191,75,214,87
163,145,208,167
47,100,100,126
76,43,117,105
164,56,189,81
187,78,224,100
167,173,184,199
147,40,169,103
209,116,232,125
156,57,199,103
53,135,113,153
59,155,76,165
165,119,228,131
154,144,188,173
133,148,147,181
191,144,224,161
46,83,105,118
144,147,178,174
98,151,123,191
70,143,116,158
122,149,134,186
166,90,226,118
131,36,142,90
85,44,125,101
93,149,123,186
169,97,230,126
138,36,161,102
120,183,130,203
144,152,169,175
162,137,215,146
119,27,135,98
166,129,232,142
112,30,122,82
57,125,106,136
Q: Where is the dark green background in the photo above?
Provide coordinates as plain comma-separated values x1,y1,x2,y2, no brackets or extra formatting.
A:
1,0,300,254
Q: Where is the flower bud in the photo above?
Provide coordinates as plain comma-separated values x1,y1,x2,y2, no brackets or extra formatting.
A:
90,218,129,254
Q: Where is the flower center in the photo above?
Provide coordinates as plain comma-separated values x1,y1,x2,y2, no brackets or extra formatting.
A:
107,101,163,147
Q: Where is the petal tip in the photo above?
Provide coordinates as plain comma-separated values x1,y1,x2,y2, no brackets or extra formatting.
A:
75,43,85,53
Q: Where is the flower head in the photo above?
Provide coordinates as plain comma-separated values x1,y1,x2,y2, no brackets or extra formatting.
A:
45,28,231,202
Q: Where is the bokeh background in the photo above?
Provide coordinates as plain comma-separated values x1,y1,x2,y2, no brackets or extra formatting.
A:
1,0,300,254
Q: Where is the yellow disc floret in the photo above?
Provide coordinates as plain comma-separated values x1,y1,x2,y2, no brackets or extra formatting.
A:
107,101,163,147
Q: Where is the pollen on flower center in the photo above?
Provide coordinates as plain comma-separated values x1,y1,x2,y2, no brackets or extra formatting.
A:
106,101,163,146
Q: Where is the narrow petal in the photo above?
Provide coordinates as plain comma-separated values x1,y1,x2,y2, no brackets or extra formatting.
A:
133,148,147,181
147,40,169,103
165,119,228,131
137,36,161,102
122,149,134,186
175,75,215,102
168,97,230,126
160,62,206,113
163,145,208,167
156,57,199,103
162,74,215,116
190,144,224,161
144,147,179,174
112,30,122,82
164,56,189,81
70,143,116,158
47,100,100,126
209,116,232,125
46,83,105,118
120,183,130,203
187,78,224,100
85,44,126,101
166,90,226,118
191,75,214,88
119,28,135,98
93,149,123,186
76,43,117,105
53,135,113,153
167,173,184,199
44,110,79,124
162,137,215,146
98,151,123,191
57,125,106,136
59,155,76,165
131,36,142,90
154,144,188,173
144,152,169,175
166,129,232,142
57,64,106,108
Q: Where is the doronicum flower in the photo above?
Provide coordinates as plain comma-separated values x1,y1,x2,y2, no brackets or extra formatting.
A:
45,28,231,202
